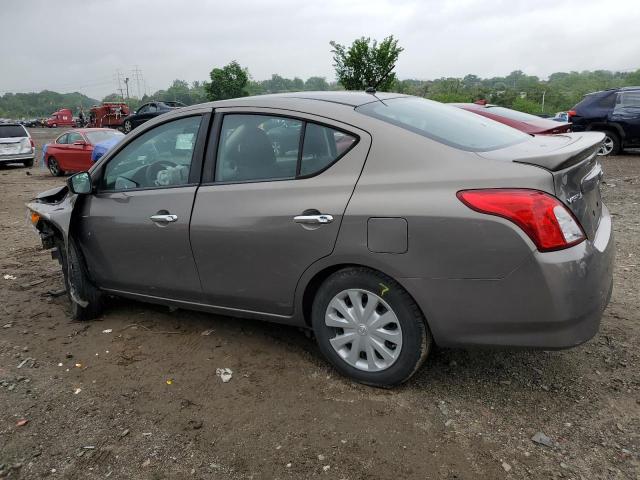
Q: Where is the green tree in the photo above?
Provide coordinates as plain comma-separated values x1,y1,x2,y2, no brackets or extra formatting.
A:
329,36,403,91
205,61,249,101
304,76,329,91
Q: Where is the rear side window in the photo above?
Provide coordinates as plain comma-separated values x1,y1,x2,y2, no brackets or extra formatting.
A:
0,125,27,138
56,134,69,144
68,132,83,144
215,114,358,183
300,124,356,176
357,97,528,152
616,91,640,109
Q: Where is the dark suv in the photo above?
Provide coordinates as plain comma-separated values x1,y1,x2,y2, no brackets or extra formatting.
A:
570,86,640,156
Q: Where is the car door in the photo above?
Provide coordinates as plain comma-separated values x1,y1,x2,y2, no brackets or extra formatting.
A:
75,111,210,300
135,103,158,127
611,91,640,146
132,104,149,127
65,131,89,172
190,109,371,316
50,133,70,169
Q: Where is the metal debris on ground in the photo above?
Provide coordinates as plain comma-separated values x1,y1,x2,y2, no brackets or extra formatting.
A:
3,274,17,280
102,329,113,334
216,368,233,383
201,329,215,336
531,431,555,447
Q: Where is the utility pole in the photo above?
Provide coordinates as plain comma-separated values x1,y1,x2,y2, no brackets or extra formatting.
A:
541,90,546,113
124,77,130,100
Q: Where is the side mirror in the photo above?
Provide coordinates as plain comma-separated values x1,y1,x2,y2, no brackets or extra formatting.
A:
73,140,87,146
67,172,92,195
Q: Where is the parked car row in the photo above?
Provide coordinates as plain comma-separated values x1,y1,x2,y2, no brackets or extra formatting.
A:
28,91,614,386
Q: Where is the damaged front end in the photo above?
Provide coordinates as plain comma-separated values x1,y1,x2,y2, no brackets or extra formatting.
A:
26,184,87,306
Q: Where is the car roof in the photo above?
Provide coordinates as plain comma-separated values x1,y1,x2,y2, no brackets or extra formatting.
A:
71,128,118,133
189,91,409,111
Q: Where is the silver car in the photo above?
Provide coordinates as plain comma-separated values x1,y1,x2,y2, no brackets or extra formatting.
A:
0,123,34,167
27,92,614,387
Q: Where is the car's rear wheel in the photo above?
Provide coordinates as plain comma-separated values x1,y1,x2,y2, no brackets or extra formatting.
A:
59,239,103,321
47,156,64,176
123,120,132,133
311,267,431,387
597,131,620,156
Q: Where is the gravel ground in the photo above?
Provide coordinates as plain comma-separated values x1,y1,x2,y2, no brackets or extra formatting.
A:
0,128,638,479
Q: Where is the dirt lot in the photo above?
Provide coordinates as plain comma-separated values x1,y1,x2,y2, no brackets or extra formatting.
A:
0,128,638,479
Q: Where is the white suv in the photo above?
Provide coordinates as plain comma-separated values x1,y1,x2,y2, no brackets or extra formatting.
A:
0,123,34,167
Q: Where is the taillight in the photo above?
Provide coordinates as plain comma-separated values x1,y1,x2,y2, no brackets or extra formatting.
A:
30,138,34,148
457,189,585,252
567,110,576,118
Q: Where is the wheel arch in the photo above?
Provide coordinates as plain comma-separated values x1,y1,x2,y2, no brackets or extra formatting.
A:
297,260,431,334
586,122,625,140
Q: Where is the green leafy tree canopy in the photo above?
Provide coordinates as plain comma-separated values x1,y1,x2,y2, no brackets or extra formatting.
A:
330,36,403,91
205,61,249,101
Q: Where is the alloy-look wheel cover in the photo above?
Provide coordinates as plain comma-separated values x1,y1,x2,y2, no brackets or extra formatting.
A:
325,289,403,372
598,135,614,156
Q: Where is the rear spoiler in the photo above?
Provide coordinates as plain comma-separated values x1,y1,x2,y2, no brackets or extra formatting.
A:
478,132,604,172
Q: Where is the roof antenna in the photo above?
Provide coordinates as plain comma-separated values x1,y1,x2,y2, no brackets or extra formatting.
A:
365,63,397,104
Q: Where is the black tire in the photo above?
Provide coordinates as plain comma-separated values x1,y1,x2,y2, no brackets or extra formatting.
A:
311,267,432,387
123,120,132,133
597,130,621,156
23,158,33,167
47,156,64,176
59,239,103,321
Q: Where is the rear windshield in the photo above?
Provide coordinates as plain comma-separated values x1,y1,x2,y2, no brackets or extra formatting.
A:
356,97,528,152
483,106,546,123
0,125,27,138
85,130,124,144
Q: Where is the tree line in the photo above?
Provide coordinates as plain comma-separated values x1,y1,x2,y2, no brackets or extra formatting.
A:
2,36,640,118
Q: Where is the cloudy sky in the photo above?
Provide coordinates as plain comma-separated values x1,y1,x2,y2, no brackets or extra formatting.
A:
1,0,638,99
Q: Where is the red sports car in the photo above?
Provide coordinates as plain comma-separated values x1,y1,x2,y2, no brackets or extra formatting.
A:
45,128,124,176
452,103,572,135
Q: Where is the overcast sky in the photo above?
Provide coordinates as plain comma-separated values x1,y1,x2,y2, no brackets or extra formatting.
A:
1,0,638,99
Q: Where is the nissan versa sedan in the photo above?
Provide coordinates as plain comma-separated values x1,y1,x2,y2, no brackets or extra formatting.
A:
26,92,614,387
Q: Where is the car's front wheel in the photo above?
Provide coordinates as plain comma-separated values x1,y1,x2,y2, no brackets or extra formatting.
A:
123,120,132,133
47,156,64,176
312,267,432,387
59,239,103,321
597,131,621,156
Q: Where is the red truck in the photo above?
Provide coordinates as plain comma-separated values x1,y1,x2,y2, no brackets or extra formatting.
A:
87,102,130,129
45,108,74,128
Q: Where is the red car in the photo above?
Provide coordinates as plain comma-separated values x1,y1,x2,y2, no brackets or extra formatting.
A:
44,128,124,176
452,103,572,135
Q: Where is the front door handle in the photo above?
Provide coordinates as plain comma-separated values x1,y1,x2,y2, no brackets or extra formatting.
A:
294,214,334,225
150,214,178,223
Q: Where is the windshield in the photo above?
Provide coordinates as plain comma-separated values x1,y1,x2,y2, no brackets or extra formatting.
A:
357,97,529,152
0,125,28,138
85,130,124,144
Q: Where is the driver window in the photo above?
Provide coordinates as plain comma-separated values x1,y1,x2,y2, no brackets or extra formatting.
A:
137,105,149,115
101,116,202,191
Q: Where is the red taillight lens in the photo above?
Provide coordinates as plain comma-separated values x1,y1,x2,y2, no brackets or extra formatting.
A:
30,138,35,148
567,110,576,118
457,189,585,252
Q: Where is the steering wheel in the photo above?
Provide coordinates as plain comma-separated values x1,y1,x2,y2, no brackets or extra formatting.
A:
145,160,177,186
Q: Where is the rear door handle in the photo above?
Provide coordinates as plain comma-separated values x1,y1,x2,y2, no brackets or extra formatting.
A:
294,214,334,225
150,214,178,223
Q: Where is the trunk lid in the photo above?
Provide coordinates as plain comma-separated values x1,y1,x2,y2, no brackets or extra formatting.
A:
477,132,606,239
